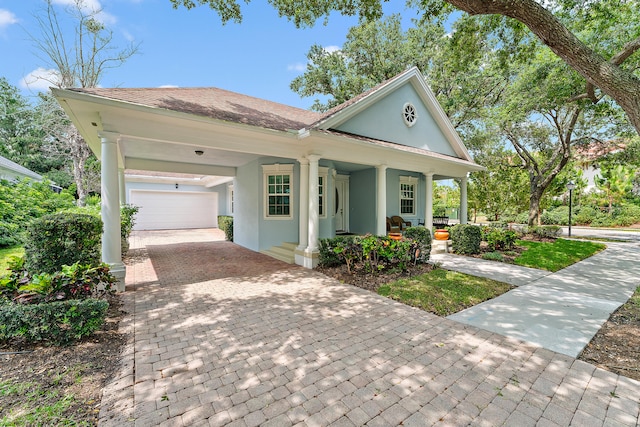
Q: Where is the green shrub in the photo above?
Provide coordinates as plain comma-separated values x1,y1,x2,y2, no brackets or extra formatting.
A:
0,221,19,248
218,215,234,241
484,228,518,251
574,206,600,225
450,224,482,255
404,226,431,264
23,213,103,275
319,235,356,267
541,206,569,225
1,261,115,304
528,225,563,239
0,298,108,345
120,204,139,241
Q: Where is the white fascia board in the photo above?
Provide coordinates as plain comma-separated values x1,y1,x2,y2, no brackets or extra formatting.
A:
125,158,236,176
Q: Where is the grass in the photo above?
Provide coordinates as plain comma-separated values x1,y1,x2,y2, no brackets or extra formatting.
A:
514,238,606,272
378,268,513,316
0,380,89,427
0,245,24,276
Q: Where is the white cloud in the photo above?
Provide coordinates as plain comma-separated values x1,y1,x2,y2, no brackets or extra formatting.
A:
51,0,117,25
323,45,341,54
19,68,62,91
287,63,306,72
0,9,18,29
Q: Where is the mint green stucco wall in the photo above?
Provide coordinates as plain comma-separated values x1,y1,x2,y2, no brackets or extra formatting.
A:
335,84,457,157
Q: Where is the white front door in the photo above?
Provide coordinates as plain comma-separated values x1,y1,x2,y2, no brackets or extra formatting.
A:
335,175,349,232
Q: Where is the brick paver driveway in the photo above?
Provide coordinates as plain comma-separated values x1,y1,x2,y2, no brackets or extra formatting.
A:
100,229,640,427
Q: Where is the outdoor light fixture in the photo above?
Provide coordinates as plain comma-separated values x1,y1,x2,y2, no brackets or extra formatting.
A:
195,150,204,156
567,181,575,237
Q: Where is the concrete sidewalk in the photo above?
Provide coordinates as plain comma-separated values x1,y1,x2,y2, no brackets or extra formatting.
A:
439,242,640,357
99,230,640,426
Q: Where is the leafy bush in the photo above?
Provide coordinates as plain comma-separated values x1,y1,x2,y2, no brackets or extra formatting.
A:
528,225,562,239
120,204,139,241
0,298,108,345
23,213,103,275
450,224,482,255
218,215,233,241
0,221,19,248
319,235,356,267
541,206,569,225
319,234,421,274
484,228,518,251
1,261,115,304
403,226,431,264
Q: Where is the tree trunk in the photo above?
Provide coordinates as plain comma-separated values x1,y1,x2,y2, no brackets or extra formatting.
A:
528,189,543,227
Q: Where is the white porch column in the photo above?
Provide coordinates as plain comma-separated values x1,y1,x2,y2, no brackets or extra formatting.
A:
424,172,434,233
305,155,321,267
297,158,309,252
100,135,126,291
118,168,126,205
376,165,387,235
459,175,468,225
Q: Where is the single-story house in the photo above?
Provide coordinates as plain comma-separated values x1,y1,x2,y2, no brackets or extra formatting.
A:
53,66,484,289
0,155,43,182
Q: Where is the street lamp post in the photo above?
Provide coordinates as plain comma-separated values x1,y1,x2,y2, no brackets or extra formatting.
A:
567,181,575,237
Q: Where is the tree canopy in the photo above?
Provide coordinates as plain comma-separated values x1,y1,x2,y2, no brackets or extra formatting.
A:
169,0,640,135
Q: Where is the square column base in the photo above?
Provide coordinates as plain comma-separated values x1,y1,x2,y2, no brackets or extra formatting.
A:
295,249,319,268
431,239,452,254
107,262,127,292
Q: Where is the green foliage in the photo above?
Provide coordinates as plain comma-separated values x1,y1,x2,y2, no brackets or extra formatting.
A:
1,261,115,304
482,251,504,261
120,204,139,240
515,239,605,271
0,179,76,236
218,215,234,241
483,227,518,251
403,226,432,264
378,268,513,316
23,213,102,275
0,221,19,248
450,224,482,255
319,233,423,274
0,298,108,345
319,235,356,267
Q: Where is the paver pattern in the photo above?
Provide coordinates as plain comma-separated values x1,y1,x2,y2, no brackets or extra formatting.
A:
99,230,640,427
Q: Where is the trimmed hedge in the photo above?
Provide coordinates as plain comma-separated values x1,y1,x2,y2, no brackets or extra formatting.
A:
528,225,563,239
218,215,234,241
24,213,102,275
0,298,109,345
450,224,482,255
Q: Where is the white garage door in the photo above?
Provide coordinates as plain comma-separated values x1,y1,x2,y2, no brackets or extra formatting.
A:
130,190,218,230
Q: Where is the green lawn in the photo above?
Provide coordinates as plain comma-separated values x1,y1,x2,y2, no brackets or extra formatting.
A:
0,246,24,276
514,238,606,272
378,269,513,316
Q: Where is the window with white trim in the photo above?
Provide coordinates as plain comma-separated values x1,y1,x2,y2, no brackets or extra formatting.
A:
263,164,294,219
400,176,418,216
319,167,328,218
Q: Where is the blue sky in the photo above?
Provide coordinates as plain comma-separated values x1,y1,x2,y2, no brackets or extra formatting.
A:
0,0,415,110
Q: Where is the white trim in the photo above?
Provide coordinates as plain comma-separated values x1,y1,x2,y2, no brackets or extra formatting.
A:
402,102,418,127
262,164,294,220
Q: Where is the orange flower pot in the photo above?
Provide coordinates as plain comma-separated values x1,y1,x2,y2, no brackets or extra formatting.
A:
388,233,402,241
434,229,449,240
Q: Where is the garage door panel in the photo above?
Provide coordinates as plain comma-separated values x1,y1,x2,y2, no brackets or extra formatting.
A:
131,190,218,230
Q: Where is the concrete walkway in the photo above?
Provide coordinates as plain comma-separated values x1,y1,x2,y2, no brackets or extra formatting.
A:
436,241,640,358
99,230,640,426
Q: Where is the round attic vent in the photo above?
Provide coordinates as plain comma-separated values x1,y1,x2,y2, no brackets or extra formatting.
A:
403,102,418,127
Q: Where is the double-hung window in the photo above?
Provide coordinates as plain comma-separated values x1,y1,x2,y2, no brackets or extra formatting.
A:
318,167,328,218
263,164,294,218
400,176,418,216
